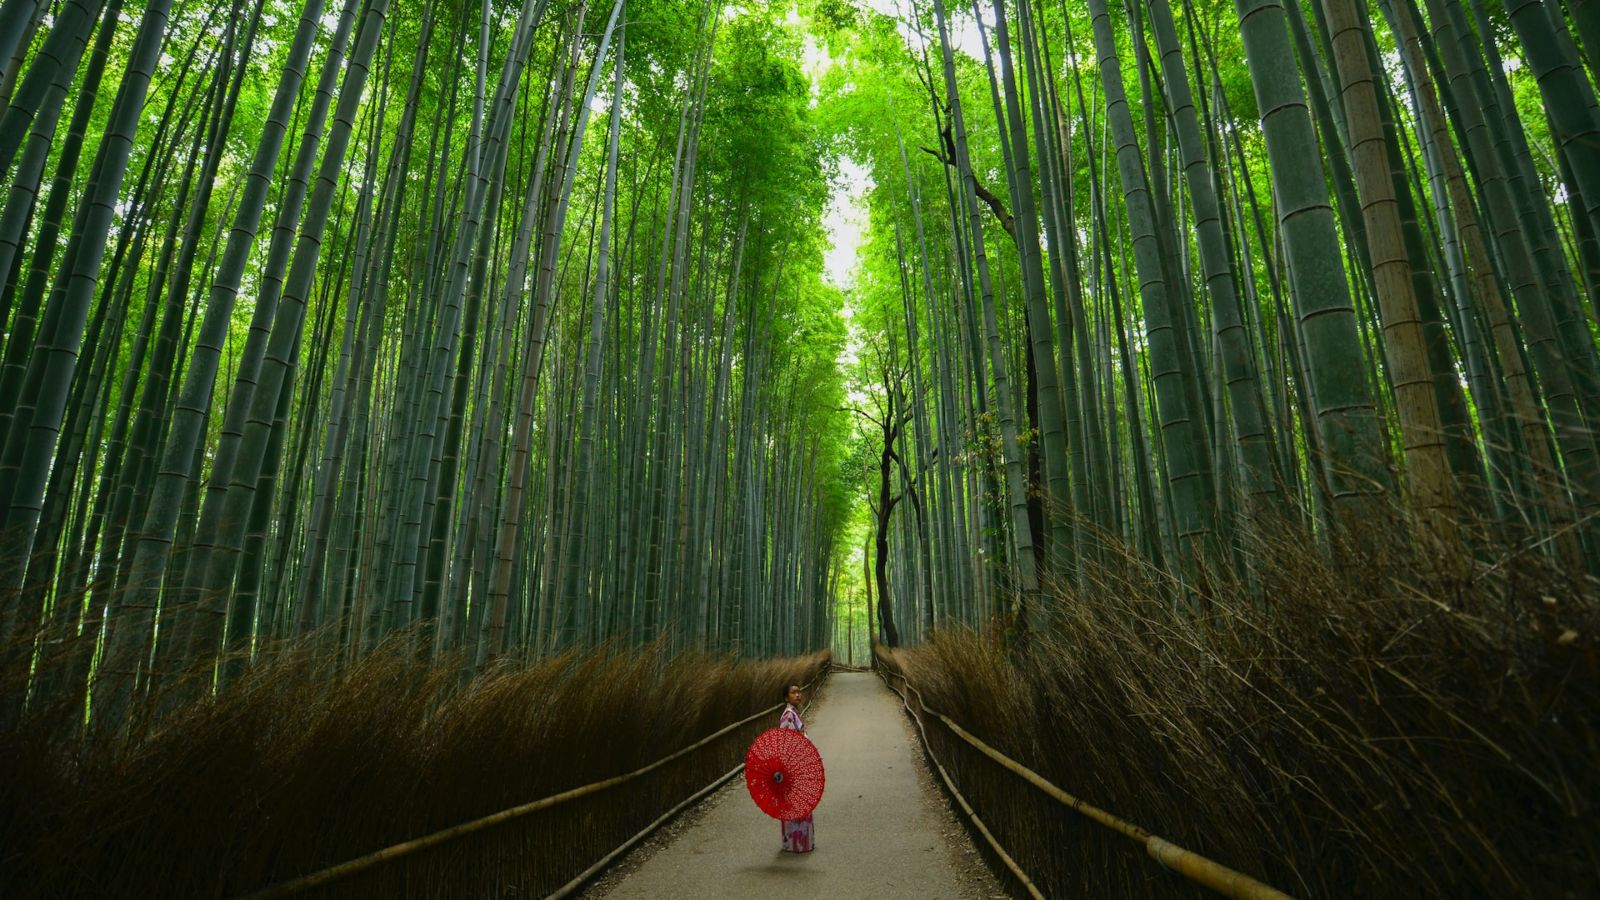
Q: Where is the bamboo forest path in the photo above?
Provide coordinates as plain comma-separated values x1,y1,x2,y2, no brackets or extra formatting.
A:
590,672,1005,898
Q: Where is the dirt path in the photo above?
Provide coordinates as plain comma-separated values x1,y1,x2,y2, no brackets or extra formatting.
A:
591,671,1005,899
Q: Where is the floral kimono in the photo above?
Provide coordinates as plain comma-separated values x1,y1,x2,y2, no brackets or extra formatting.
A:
778,704,814,853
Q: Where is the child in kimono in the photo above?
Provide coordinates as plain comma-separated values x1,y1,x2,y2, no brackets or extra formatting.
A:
778,684,814,853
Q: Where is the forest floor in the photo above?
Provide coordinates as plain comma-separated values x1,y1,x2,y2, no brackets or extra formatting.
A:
584,671,1007,898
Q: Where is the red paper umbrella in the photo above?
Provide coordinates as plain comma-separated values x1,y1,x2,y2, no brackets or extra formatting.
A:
745,728,825,820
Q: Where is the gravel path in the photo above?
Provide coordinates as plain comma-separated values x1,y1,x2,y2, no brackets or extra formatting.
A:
589,671,1006,899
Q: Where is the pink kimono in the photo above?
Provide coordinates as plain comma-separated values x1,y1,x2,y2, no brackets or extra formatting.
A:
778,704,814,852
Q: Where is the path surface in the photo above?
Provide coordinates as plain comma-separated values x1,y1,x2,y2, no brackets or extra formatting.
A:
594,671,1003,899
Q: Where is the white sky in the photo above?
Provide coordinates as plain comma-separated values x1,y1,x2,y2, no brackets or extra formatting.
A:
823,157,873,289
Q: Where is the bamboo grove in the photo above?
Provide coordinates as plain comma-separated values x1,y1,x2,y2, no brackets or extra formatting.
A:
819,0,1600,646
0,0,858,726
4,0,1600,724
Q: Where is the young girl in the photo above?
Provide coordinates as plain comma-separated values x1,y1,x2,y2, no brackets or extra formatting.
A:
778,684,814,853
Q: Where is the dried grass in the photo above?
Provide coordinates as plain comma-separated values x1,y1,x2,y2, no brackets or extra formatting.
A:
0,636,829,898
880,514,1600,898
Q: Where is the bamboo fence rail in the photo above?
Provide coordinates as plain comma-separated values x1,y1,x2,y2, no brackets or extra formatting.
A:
241,669,829,899
878,662,1047,898
876,660,1292,900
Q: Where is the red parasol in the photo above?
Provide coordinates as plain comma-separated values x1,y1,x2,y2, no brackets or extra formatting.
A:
744,727,825,820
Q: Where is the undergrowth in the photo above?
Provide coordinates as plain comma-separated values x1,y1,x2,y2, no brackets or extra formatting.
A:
881,516,1600,898
0,638,829,898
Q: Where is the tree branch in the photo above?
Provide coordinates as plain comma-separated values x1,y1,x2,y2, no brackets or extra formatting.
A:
840,405,886,430
922,126,1016,238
